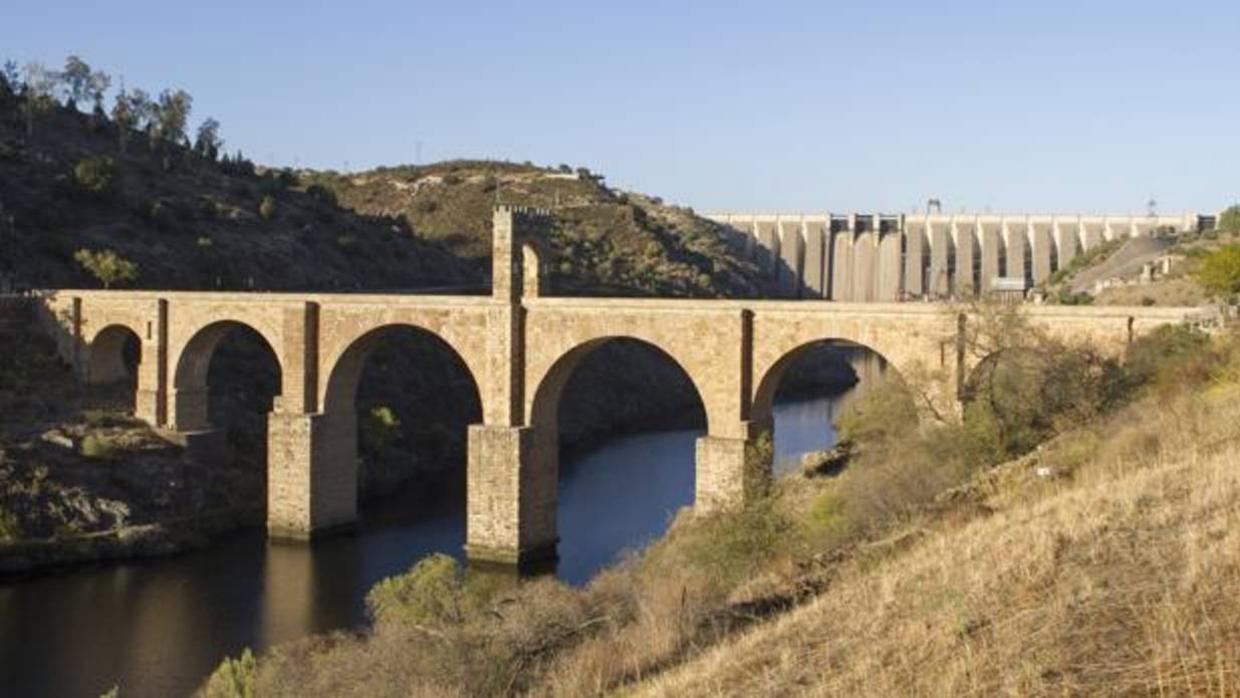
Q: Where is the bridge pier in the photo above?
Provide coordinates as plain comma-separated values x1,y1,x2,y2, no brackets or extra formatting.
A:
266,403,358,540
464,424,557,565
695,420,773,513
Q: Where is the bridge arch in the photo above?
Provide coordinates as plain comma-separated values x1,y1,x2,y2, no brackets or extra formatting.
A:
172,320,284,432
529,336,712,439
525,336,709,556
321,323,483,502
86,324,141,386
752,338,892,428
323,324,481,417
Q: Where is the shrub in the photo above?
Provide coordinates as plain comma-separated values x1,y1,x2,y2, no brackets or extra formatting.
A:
1217,204,1240,233
80,433,116,459
305,183,337,207
367,553,467,627
1194,243,1240,297
257,195,276,221
0,506,21,542
1123,324,1214,394
71,155,117,197
361,405,399,454
200,648,256,698
673,497,793,592
74,248,139,289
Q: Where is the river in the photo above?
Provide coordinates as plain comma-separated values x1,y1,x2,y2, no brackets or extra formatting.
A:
0,391,852,697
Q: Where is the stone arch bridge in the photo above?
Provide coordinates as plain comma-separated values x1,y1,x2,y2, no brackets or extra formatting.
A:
36,207,1204,565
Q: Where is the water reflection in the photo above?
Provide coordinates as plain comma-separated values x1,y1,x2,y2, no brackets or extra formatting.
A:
0,388,856,697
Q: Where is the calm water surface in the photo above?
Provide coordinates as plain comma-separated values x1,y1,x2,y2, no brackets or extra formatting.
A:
0,393,849,698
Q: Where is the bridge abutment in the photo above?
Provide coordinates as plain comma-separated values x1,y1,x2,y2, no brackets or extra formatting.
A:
266,404,358,540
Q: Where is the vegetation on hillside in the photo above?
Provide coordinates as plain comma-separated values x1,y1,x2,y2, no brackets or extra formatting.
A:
305,162,765,297
196,304,1228,697
0,318,262,572
1048,204,1240,307
0,55,475,292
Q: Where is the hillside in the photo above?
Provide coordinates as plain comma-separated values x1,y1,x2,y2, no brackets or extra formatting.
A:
306,162,764,297
0,101,482,292
1041,224,1240,307
0,86,763,298
640,379,1240,696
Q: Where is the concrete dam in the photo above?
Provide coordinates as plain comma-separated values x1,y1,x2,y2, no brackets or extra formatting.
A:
706,211,1215,301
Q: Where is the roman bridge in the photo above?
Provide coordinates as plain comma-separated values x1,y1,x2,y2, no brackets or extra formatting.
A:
34,207,1205,566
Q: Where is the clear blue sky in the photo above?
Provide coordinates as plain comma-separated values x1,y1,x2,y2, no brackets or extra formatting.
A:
4,1,1235,213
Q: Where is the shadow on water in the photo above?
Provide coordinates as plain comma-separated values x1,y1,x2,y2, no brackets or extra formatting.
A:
0,388,858,698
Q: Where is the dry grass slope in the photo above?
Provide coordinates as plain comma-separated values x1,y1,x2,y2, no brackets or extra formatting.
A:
638,386,1240,696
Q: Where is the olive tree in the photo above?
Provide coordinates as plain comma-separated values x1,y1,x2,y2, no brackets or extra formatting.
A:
74,248,139,289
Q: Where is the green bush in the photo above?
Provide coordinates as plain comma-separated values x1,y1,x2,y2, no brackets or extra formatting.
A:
1194,243,1240,297
200,648,256,698
81,433,117,459
1217,205,1240,233
365,553,499,628
675,497,793,591
72,155,117,197
1124,324,1214,394
74,248,139,289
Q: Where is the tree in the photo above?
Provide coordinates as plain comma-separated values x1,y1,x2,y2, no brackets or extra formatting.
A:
20,62,57,136
154,88,192,146
74,248,138,289
110,86,136,153
59,55,93,108
88,67,110,116
0,60,18,96
1194,244,1240,298
1218,205,1240,233
194,117,223,161
0,60,18,93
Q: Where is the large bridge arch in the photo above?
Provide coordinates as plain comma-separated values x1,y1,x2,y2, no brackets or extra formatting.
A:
522,302,748,441
171,319,284,432
528,336,713,438
318,323,484,508
313,302,493,425
751,338,891,428
514,335,709,567
750,306,959,425
322,323,483,419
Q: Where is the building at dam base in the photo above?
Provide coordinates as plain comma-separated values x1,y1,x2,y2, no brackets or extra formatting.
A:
707,212,1215,301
